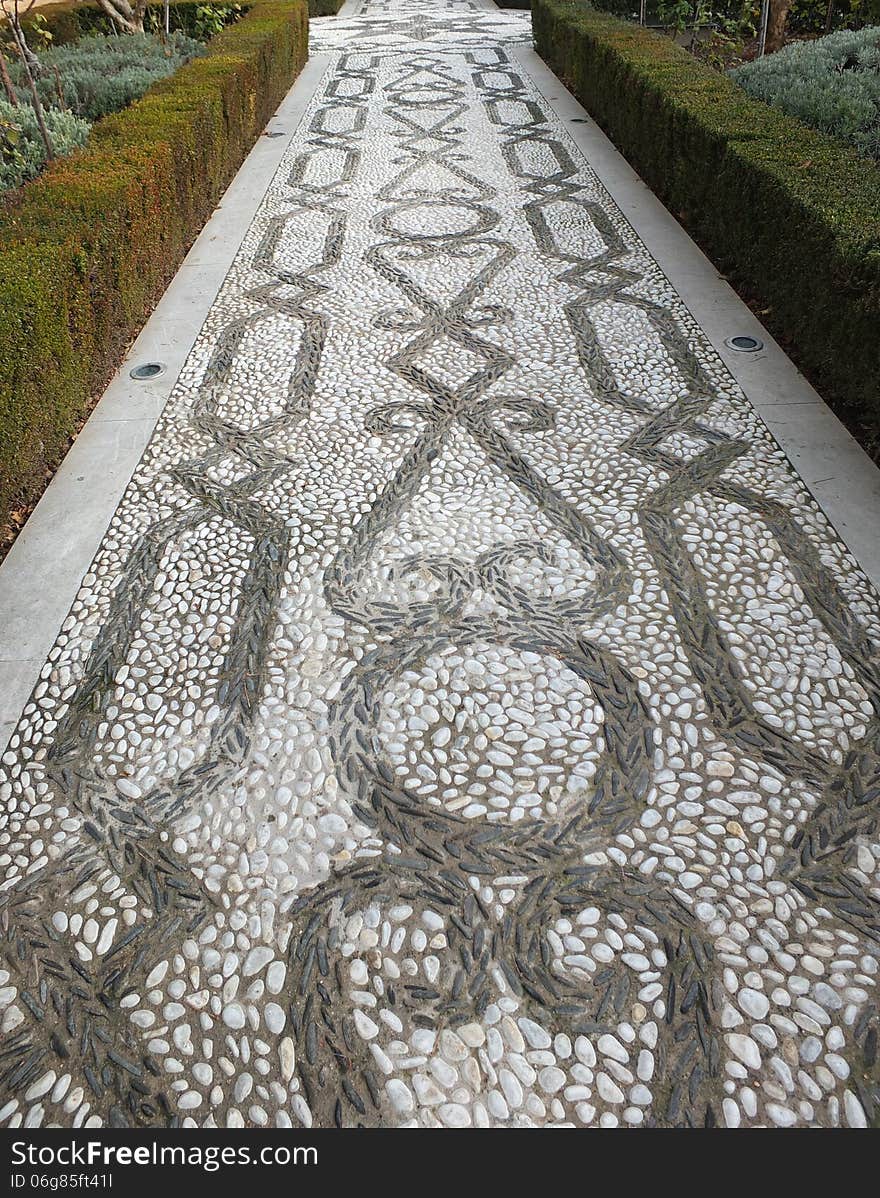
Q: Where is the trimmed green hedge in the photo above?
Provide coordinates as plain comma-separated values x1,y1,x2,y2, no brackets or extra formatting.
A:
532,1,880,440
0,0,308,530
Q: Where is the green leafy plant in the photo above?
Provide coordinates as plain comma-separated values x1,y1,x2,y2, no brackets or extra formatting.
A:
15,12,55,50
657,0,694,31
656,0,749,62
693,25,745,65
788,0,880,34
191,3,243,38
690,5,752,65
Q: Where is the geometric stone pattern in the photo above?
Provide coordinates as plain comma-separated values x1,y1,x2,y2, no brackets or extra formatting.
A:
1,0,879,1128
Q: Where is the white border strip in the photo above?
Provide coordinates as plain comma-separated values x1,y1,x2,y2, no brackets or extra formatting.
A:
0,53,333,753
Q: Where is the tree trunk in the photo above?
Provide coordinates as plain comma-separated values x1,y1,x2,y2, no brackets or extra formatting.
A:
765,0,792,53
94,0,149,33
52,64,66,110
689,2,700,53
9,33,53,161
9,13,42,78
0,49,17,107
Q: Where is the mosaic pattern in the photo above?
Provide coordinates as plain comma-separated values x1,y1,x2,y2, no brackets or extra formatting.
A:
1,0,879,1129
308,0,533,54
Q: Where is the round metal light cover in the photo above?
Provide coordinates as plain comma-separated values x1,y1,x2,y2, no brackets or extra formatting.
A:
724,335,764,353
130,362,165,380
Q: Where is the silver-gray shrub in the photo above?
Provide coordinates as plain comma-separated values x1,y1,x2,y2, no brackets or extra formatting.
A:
730,27,880,160
10,32,206,123
0,99,91,191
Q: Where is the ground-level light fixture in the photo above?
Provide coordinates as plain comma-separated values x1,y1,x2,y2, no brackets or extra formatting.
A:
724,335,764,353
130,362,165,380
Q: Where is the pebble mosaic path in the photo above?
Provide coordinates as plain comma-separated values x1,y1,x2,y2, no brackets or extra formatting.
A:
1,0,880,1131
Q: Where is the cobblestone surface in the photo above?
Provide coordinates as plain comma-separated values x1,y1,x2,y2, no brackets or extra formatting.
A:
0,1,879,1128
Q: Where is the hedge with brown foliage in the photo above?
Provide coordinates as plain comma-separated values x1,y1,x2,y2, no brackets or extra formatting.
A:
0,0,308,528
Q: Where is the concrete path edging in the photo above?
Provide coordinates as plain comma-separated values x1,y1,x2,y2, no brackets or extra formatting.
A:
0,52,334,752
